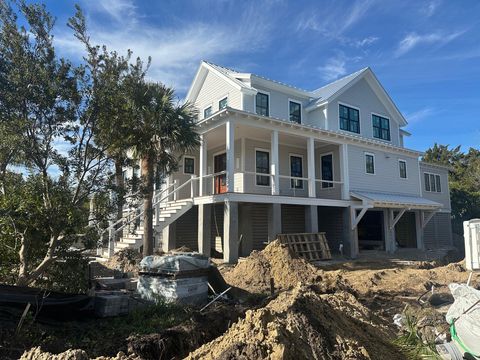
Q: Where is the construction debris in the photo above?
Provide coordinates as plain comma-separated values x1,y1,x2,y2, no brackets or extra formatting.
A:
277,232,332,261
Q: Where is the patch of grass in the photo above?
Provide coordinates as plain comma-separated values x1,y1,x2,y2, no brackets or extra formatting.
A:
394,312,442,360
1,301,191,358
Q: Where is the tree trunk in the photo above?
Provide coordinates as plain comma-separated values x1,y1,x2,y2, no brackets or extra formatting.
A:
114,157,125,241
142,154,155,257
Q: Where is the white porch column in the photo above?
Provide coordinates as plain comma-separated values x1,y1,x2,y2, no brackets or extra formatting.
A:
384,209,396,253
305,205,318,233
223,200,239,263
161,223,176,253
307,137,316,198
271,130,279,195
339,144,350,200
268,203,282,241
198,204,211,256
415,210,425,250
226,121,235,193
199,134,207,196
344,207,359,258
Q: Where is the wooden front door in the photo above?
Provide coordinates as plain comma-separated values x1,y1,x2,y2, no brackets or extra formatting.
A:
214,153,227,194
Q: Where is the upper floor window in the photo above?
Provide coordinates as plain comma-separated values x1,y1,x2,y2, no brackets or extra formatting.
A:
399,160,407,179
365,153,375,174
184,156,195,174
339,104,360,134
321,154,333,188
256,92,269,116
424,172,441,192
219,97,228,110
289,101,301,123
372,114,390,141
255,150,270,186
204,106,212,118
290,155,303,189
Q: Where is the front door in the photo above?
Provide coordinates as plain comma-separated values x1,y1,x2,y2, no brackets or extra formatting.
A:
214,153,227,194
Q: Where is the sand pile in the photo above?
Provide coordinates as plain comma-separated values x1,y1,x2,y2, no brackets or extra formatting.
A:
222,240,348,294
185,284,404,360
20,347,137,360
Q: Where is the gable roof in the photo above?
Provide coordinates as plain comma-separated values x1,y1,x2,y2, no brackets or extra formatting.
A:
187,61,408,126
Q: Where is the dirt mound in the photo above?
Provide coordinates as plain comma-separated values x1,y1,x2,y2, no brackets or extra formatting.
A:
222,240,348,294
185,285,403,360
20,347,136,360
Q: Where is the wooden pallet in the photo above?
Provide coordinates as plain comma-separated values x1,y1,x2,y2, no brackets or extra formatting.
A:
277,232,332,261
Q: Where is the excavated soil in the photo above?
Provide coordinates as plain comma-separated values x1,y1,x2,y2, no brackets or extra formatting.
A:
186,285,403,360
20,347,136,360
222,241,349,294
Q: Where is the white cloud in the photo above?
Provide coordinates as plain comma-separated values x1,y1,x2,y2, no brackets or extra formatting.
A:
395,30,465,57
354,36,379,48
405,107,435,124
421,0,441,17
318,57,347,81
54,1,273,93
88,0,137,23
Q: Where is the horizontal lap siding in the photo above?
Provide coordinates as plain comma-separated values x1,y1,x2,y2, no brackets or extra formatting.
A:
419,164,451,211
423,212,453,249
251,204,269,250
281,205,305,234
211,203,224,251
317,207,344,253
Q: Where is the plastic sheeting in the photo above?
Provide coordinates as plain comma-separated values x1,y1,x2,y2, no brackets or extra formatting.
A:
139,253,210,273
446,283,480,357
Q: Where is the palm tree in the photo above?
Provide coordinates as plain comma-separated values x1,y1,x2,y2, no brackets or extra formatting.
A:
129,81,199,256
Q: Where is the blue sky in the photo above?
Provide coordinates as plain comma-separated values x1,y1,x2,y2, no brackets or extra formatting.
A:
43,0,480,152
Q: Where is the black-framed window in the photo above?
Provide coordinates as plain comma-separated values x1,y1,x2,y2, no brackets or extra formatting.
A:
290,155,303,189
321,154,333,188
425,173,441,192
219,97,228,110
184,157,195,174
255,150,270,186
289,101,301,123
399,160,407,179
256,92,269,116
339,104,360,133
372,114,390,141
365,153,375,174
204,106,212,118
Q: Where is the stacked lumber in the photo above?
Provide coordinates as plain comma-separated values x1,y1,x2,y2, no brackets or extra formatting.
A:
277,232,331,261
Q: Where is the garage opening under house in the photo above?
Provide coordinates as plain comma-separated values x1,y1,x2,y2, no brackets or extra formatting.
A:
102,61,453,262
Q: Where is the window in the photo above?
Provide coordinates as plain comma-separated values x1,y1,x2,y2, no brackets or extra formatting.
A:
424,172,441,192
321,154,333,188
290,155,303,189
399,160,407,179
184,157,195,174
255,150,270,186
365,153,375,174
219,97,228,110
339,104,360,133
372,114,390,141
289,101,301,123
256,92,269,116
204,106,212,118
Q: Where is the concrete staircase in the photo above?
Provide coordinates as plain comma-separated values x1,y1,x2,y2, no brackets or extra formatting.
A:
114,199,193,253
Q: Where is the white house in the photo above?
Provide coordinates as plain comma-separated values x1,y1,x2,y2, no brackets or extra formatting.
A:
112,61,452,262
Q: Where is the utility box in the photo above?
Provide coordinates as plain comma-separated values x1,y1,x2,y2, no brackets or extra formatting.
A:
464,219,480,271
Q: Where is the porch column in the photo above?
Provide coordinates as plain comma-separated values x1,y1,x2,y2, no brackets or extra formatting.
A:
384,209,396,253
415,210,425,250
226,120,235,193
268,203,282,241
161,223,176,252
223,200,239,263
339,144,350,200
197,204,211,256
199,134,207,196
271,130,279,195
307,137,316,198
343,207,359,258
305,205,318,233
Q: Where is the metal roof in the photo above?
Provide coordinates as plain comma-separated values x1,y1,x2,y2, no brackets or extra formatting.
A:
350,190,442,209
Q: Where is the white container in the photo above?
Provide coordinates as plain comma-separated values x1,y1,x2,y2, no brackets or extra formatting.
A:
464,219,480,271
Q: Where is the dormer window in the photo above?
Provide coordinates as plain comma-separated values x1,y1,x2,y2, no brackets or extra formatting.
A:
339,104,360,134
372,114,390,141
256,92,269,116
289,101,301,123
204,106,212,118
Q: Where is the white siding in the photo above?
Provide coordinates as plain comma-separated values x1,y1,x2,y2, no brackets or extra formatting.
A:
196,71,242,119
327,78,401,146
348,145,421,195
419,163,451,210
